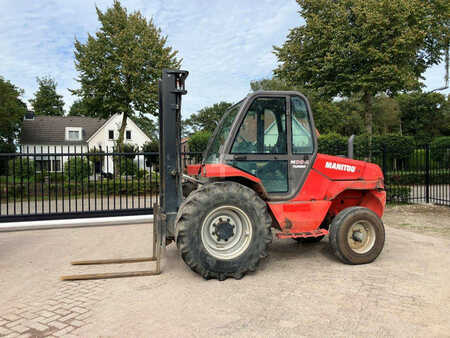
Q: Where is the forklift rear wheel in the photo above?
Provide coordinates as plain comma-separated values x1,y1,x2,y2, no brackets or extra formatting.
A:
175,181,272,280
329,206,385,264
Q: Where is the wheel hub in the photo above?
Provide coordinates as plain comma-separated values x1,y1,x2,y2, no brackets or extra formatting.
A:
347,220,376,254
213,218,235,242
201,205,253,260
352,230,364,242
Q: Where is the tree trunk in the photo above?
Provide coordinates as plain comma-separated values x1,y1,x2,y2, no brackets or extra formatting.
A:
363,93,374,160
116,111,128,151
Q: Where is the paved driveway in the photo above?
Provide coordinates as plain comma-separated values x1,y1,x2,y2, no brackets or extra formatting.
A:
0,206,449,337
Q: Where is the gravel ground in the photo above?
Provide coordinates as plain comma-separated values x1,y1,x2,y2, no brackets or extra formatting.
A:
0,204,449,337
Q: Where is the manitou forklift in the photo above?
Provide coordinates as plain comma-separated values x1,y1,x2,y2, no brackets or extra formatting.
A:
63,69,385,281
156,69,386,281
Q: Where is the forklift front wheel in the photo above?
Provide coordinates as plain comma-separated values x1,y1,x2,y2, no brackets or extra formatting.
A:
329,206,385,265
175,182,272,280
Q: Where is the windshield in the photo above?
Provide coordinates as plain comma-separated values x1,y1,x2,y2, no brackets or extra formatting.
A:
204,101,243,163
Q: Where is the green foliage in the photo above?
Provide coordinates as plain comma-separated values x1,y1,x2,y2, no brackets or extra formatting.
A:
354,134,415,160
0,77,27,142
87,147,105,165
71,0,181,148
29,76,65,116
0,143,16,175
64,158,92,180
274,0,449,135
430,136,450,166
318,133,415,163
386,170,450,185
119,143,138,159
8,158,34,178
131,115,157,139
386,186,411,204
372,96,401,135
68,99,89,116
137,168,147,178
188,130,212,153
117,158,138,176
317,133,347,155
142,140,159,168
184,101,233,135
397,92,449,142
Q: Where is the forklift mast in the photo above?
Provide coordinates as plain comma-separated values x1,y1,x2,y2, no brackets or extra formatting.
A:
157,69,189,241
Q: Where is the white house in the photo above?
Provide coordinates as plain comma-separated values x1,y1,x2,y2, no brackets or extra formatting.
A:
20,113,151,174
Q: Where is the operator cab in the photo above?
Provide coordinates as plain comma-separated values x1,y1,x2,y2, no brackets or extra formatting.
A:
203,91,318,200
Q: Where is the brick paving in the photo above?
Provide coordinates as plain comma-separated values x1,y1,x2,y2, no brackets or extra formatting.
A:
0,280,104,337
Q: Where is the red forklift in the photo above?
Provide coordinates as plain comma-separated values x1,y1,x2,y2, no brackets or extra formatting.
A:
62,69,385,281
157,69,386,280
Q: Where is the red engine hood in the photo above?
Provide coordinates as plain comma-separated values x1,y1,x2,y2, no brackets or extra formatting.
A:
313,154,383,181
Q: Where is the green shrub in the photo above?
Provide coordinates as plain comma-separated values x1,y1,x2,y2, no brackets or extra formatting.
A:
8,158,35,178
137,169,148,178
117,158,138,176
0,143,16,175
386,186,410,203
317,133,347,155
430,136,450,166
119,143,138,159
142,140,159,168
64,158,92,180
188,130,212,153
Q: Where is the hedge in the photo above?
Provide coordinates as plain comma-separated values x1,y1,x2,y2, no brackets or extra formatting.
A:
1,179,159,200
8,158,35,178
318,133,415,158
386,186,410,204
386,170,450,185
64,158,92,180
430,136,450,165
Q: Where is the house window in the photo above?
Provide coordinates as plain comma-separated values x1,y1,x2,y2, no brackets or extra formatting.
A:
126,130,131,140
109,130,114,140
65,127,82,141
51,160,61,172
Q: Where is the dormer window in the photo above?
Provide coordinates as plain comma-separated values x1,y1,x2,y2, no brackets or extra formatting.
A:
65,127,83,141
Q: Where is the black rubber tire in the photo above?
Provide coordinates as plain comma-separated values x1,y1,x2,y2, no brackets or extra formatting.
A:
293,236,324,243
329,206,385,265
175,181,272,280
182,181,197,198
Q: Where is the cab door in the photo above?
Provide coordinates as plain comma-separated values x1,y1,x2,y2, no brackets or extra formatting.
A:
227,95,290,198
226,93,317,201
287,95,317,198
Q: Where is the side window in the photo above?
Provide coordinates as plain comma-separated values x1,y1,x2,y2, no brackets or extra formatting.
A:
231,97,287,154
291,96,313,154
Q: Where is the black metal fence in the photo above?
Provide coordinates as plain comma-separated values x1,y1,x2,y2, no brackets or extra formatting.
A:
0,144,448,222
352,144,450,206
0,147,202,222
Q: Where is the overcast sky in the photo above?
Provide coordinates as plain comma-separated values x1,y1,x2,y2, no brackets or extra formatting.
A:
0,0,448,118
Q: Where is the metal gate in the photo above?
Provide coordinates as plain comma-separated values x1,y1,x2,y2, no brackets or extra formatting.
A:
0,148,202,222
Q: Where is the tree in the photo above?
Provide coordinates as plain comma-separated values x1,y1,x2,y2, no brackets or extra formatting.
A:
184,101,233,134
68,99,89,116
397,91,449,142
131,115,158,140
250,77,364,136
274,0,449,137
0,77,27,143
188,131,212,153
29,76,65,116
71,0,181,150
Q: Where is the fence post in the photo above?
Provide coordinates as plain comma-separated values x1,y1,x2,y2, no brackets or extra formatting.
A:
425,144,430,204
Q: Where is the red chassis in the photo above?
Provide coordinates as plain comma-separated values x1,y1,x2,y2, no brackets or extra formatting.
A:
187,153,386,238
